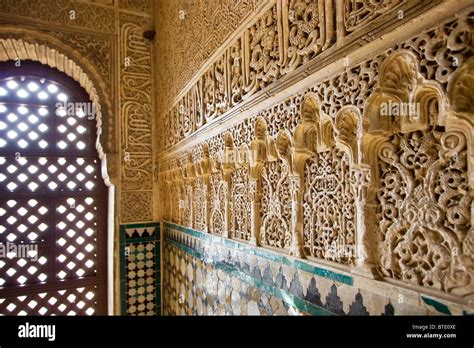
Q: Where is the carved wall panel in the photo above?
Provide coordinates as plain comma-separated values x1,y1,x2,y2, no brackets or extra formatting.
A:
158,0,442,153
119,13,154,222
303,149,356,264
0,0,115,33
230,167,252,241
159,7,474,308
49,31,111,89
119,0,152,13
343,0,404,34
120,18,153,190
154,0,265,117
376,129,472,294
172,184,182,224
122,191,153,222
281,0,335,74
364,50,474,296
182,184,192,228
259,160,292,249
162,183,171,222
193,178,207,231
209,172,226,235
204,56,228,122
244,5,281,96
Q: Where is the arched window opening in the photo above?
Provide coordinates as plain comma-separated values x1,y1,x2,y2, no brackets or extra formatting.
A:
0,61,107,315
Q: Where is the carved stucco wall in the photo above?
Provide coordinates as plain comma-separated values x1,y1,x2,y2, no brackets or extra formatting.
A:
0,0,156,224
158,0,474,315
154,0,266,118
119,11,154,222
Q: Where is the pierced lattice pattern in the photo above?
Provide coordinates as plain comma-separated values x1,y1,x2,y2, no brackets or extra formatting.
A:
55,197,97,280
0,156,97,193
0,103,49,150
0,66,105,315
0,198,49,244
0,248,47,288
0,286,98,316
0,76,93,153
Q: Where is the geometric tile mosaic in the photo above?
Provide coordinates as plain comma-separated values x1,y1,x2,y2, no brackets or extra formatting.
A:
120,222,160,316
163,222,466,316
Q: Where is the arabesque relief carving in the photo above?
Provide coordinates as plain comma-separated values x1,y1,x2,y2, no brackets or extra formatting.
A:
256,119,293,250
120,13,155,222
0,0,115,33
363,51,474,296
155,0,266,118
158,9,474,302
159,0,439,152
301,96,357,264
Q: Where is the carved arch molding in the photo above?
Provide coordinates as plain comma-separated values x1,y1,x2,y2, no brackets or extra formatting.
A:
159,11,474,301
0,27,115,184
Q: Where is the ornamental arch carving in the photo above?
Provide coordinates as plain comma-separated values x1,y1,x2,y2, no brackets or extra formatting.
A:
363,51,474,297
0,27,116,183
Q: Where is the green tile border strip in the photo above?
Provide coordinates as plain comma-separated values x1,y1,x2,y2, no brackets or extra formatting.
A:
120,222,161,316
165,236,334,316
164,221,353,286
421,296,452,315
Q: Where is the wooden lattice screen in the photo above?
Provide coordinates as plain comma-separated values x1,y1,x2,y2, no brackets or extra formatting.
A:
0,61,107,315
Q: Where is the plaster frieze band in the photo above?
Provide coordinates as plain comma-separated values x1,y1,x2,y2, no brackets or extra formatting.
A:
158,0,451,155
